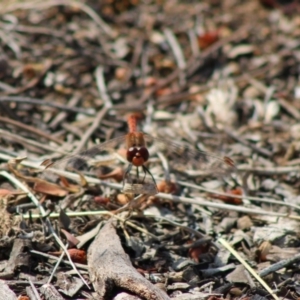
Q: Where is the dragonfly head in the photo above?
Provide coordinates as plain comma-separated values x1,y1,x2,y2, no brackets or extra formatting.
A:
127,146,149,166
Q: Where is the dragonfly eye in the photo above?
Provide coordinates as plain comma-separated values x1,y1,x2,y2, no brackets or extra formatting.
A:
127,147,138,163
138,146,149,162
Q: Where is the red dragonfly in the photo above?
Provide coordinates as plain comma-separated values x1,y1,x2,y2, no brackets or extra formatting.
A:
42,114,235,194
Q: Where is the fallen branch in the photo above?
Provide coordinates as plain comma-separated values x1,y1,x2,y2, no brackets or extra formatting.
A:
88,218,170,300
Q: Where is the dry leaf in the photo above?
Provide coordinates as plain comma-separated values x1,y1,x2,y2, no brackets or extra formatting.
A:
258,241,272,262
116,194,130,205
8,163,70,196
198,31,219,49
94,196,110,205
0,189,26,197
155,87,172,97
209,188,243,205
67,249,87,264
98,167,124,182
188,244,209,263
237,215,253,230
59,210,71,230
226,264,249,283
48,250,63,257
18,296,30,300
33,181,68,197
61,229,80,248
48,249,86,264
115,67,129,81
157,180,177,194
58,176,82,193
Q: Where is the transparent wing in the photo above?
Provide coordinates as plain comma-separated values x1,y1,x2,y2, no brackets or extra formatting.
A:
41,135,127,171
122,180,158,195
143,134,235,176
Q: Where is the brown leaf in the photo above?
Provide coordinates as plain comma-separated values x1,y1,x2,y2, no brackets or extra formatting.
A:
61,229,80,247
58,176,82,193
157,180,177,194
258,241,272,262
115,67,129,81
67,248,87,264
0,189,26,197
155,87,172,97
94,196,110,205
48,250,63,257
188,244,209,263
8,156,27,165
116,194,130,205
137,76,157,87
40,159,53,168
48,249,86,264
23,63,44,79
33,181,68,197
198,31,219,49
8,163,71,196
17,296,30,300
208,297,226,300
98,167,124,182
209,188,243,205
229,287,243,297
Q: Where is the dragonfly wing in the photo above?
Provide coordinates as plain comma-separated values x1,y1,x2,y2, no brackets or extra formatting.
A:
122,181,158,195
41,135,126,171
143,134,235,175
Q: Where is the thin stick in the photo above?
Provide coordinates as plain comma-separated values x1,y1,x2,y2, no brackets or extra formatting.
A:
49,93,82,129
2,0,114,37
28,279,42,300
164,28,186,86
47,244,67,284
218,238,279,300
0,170,90,288
108,211,159,239
0,128,62,153
144,213,205,238
0,96,94,115
73,107,108,154
0,116,62,145
2,154,300,219
95,66,113,109
258,251,300,278
136,24,250,105
164,28,186,70
224,128,272,158
237,165,300,175
176,180,300,212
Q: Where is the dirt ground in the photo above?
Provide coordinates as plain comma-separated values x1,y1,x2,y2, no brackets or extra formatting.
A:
1,0,300,299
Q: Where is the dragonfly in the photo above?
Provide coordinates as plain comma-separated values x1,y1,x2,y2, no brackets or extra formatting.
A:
41,114,235,195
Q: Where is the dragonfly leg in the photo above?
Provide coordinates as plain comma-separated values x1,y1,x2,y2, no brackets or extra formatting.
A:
123,163,133,188
142,165,157,189
136,166,139,182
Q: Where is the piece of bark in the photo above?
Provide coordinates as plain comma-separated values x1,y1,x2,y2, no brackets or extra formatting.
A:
40,283,64,300
0,280,17,300
226,264,252,285
0,238,31,279
113,292,145,300
88,219,170,300
56,272,84,297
